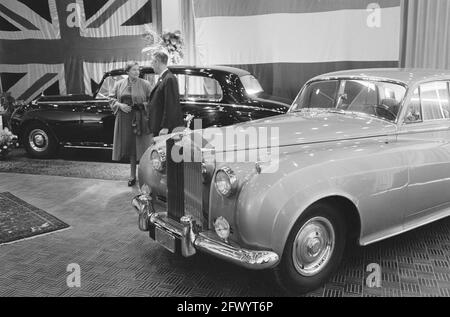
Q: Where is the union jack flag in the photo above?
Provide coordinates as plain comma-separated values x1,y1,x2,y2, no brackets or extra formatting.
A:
0,0,154,103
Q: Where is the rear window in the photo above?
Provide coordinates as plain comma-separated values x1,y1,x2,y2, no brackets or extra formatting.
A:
240,75,264,95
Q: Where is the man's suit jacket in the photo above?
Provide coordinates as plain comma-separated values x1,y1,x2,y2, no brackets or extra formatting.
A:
148,70,184,135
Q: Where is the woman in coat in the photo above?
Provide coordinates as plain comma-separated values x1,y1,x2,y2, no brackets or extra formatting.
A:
109,62,153,186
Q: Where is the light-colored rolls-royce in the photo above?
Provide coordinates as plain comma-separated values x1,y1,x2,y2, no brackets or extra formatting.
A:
132,69,450,293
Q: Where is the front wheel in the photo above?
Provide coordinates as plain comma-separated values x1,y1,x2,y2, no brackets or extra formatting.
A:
23,123,58,158
274,202,346,294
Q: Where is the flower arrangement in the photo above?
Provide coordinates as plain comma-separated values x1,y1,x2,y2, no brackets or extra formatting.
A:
0,127,19,159
142,27,184,65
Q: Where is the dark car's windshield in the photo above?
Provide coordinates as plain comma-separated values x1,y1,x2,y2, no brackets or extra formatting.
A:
290,79,407,122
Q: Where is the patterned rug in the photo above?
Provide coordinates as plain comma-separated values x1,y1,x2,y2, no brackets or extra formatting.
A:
0,148,129,181
0,192,70,245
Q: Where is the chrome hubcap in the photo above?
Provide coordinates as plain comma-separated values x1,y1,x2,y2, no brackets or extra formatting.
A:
292,217,335,276
28,129,49,153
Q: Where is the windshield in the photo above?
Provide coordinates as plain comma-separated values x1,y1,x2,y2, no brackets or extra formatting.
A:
290,79,407,122
240,75,264,95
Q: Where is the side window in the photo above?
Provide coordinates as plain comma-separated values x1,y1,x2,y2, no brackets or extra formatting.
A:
96,75,128,99
177,75,223,102
404,88,422,123
420,82,450,121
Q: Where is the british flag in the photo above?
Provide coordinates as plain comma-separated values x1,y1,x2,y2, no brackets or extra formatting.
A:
0,0,154,103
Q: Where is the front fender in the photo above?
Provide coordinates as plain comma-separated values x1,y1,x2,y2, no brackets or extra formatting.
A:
236,165,359,256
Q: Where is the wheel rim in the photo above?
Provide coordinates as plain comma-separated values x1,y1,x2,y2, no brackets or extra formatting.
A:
292,216,335,277
28,129,49,153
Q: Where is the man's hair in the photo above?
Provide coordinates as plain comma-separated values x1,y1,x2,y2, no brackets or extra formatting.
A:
125,61,139,73
152,51,169,65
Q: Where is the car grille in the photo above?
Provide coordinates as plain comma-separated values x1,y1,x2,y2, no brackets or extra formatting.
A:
166,137,209,229
166,138,184,221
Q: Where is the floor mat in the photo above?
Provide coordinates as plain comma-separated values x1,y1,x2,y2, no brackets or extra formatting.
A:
0,192,70,245
0,149,129,181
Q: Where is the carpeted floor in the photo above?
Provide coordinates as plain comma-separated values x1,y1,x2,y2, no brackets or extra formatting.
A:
0,148,130,181
0,192,69,245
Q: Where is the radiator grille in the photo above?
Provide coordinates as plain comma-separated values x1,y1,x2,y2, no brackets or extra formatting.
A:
184,162,204,226
166,138,184,221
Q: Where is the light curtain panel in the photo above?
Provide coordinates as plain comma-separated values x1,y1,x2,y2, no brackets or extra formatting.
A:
402,0,450,70
193,0,402,99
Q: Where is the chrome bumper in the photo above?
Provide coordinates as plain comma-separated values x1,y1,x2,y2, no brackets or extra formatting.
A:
132,192,280,270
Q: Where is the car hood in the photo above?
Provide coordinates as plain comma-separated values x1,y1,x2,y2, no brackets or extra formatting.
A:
199,110,397,152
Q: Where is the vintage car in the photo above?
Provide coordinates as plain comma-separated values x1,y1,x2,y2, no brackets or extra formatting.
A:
132,68,450,293
10,66,289,158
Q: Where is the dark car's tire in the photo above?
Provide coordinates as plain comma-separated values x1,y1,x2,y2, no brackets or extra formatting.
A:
23,123,58,158
274,202,346,295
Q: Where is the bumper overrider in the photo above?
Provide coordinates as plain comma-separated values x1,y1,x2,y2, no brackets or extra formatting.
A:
132,191,280,270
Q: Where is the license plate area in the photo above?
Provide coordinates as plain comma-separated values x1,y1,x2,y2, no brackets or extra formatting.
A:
155,227,176,253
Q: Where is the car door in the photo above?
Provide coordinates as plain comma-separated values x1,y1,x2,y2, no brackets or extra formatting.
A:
78,99,114,145
33,98,84,143
78,74,126,145
398,81,450,223
175,73,234,129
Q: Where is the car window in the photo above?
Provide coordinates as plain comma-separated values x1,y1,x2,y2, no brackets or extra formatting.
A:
337,80,378,110
404,88,422,123
240,75,264,95
176,74,223,102
96,74,128,99
292,79,405,122
404,82,450,124
294,80,339,109
420,82,450,121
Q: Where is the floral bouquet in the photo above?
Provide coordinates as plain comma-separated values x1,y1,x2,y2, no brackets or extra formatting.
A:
142,27,184,65
0,127,19,159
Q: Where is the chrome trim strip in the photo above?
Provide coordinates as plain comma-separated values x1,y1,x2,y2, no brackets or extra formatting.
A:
181,101,284,113
63,145,112,149
37,99,109,105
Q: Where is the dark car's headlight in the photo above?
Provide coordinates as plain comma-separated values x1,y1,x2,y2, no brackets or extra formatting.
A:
215,167,238,197
151,149,166,172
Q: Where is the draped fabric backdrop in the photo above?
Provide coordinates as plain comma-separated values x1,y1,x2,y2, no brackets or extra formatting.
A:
0,0,158,103
401,0,450,69
191,0,402,100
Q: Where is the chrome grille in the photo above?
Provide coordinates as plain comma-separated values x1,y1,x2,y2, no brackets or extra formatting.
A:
166,135,211,229
166,138,184,221
184,162,204,227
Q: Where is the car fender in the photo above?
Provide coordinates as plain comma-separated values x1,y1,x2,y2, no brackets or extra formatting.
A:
236,165,360,255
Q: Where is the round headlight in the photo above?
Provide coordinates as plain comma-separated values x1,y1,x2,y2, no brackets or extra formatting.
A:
215,167,238,197
151,149,166,172
214,216,230,241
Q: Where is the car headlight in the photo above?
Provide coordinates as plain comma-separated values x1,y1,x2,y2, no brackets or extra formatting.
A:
214,216,230,241
151,149,166,172
215,167,238,197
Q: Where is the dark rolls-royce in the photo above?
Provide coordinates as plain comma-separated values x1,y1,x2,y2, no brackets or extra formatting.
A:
10,66,290,158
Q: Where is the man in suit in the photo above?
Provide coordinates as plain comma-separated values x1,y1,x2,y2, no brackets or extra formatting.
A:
148,51,184,136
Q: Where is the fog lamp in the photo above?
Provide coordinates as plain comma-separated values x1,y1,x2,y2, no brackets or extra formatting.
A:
214,216,230,241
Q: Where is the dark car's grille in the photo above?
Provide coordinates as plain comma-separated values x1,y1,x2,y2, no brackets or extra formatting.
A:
166,138,209,228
